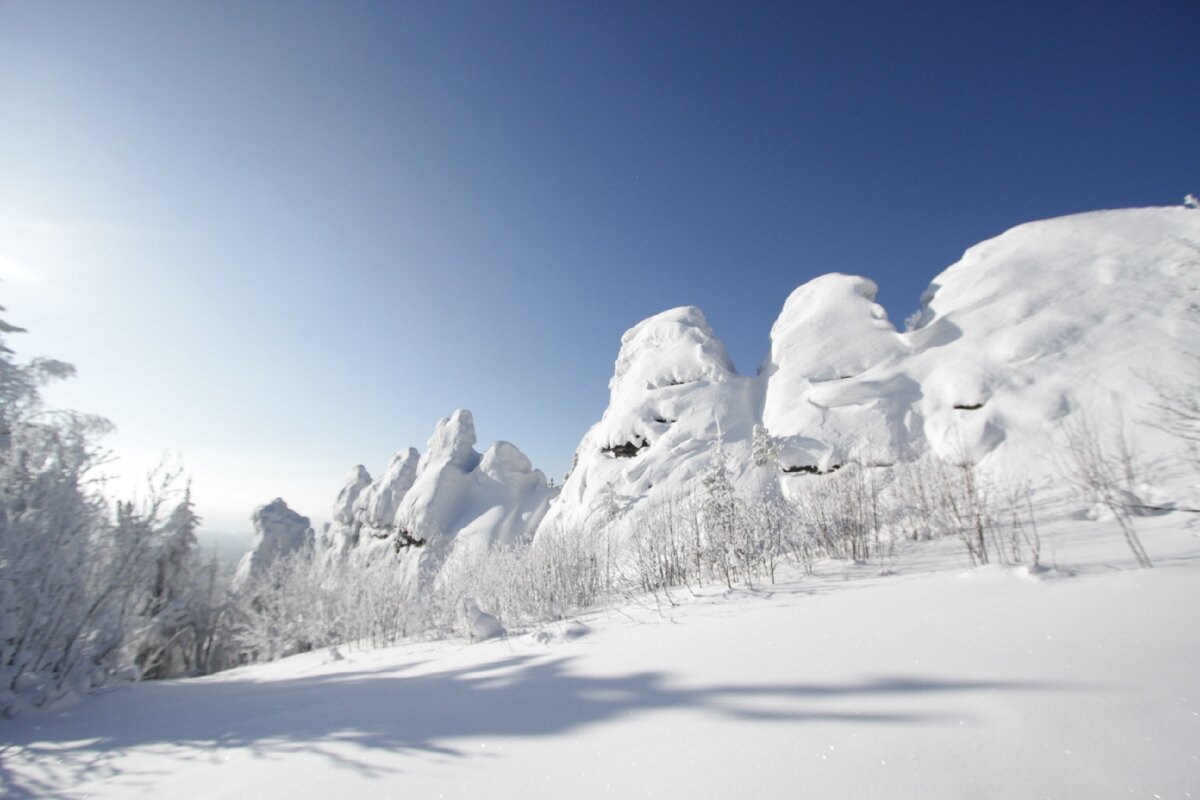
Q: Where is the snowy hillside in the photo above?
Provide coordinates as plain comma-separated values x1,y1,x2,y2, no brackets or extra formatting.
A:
5,512,1198,799
548,206,1200,538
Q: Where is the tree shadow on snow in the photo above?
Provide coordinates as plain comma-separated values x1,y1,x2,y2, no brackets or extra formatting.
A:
0,655,1070,798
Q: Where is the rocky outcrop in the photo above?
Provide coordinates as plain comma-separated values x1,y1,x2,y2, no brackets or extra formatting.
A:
232,499,314,591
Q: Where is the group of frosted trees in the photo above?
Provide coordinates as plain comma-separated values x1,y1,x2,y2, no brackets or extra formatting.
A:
0,309,235,715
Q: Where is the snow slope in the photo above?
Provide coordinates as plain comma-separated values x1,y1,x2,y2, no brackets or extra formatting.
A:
546,206,1200,535
5,513,1198,799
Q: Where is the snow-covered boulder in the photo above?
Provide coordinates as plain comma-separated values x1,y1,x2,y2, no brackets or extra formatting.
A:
232,499,314,591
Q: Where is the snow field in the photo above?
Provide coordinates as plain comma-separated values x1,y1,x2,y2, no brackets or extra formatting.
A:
5,512,1198,799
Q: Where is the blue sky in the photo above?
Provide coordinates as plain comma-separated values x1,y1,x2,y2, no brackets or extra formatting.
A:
2,0,1197,532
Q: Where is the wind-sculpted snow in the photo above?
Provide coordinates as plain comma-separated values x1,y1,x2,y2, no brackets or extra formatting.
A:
542,206,1200,538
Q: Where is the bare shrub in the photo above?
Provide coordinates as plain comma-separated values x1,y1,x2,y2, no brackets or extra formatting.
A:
1057,410,1153,568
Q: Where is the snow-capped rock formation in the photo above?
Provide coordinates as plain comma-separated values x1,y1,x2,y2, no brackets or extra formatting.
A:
232,499,315,591
541,205,1200,536
320,465,373,554
322,410,557,591
545,306,759,534
762,273,915,471
302,204,1198,585
897,207,1200,466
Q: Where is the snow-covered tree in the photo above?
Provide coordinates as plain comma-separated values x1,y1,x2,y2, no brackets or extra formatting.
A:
701,442,745,587
0,307,130,713
129,482,212,679
751,424,780,468
0,307,220,713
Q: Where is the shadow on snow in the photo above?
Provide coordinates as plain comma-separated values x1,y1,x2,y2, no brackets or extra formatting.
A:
1,654,1069,797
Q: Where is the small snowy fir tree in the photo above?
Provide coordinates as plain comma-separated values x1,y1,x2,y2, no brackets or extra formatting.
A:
133,483,204,679
597,482,628,524
1185,193,1199,209
751,424,781,468
701,442,745,587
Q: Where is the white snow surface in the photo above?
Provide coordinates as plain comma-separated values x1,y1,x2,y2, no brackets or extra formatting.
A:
544,206,1200,535
6,513,1199,799
231,498,314,591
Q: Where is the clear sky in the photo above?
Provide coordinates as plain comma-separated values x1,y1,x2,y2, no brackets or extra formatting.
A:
2,0,1197,533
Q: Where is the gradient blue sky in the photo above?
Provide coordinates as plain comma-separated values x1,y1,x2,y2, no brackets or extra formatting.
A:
2,1,1197,532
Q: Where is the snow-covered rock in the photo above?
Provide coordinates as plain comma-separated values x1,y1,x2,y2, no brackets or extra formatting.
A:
322,410,557,593
232,499,315,591
320,465,373,554
540,206,1200,538
540,307,759,535
307,205,1199,584
897,207,1200,467
762,273,915,470
353,449,420,536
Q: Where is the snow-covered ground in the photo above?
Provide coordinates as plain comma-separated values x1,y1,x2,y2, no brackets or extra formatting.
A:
5,511,1197,799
